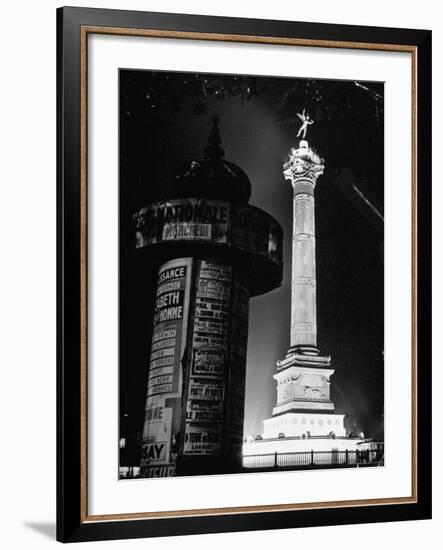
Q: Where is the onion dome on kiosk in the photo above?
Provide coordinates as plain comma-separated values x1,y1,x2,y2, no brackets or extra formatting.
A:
172,115,252,205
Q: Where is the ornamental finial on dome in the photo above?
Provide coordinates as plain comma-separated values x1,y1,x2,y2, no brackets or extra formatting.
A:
204,114,225,159
171,115,251,204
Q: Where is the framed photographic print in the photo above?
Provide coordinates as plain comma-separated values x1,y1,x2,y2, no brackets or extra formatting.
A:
57,6,432,543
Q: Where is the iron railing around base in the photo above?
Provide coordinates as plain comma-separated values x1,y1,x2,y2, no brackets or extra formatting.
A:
243,449,383,470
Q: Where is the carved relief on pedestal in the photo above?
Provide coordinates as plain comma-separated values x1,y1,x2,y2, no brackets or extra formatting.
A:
304,386,322,400
275,367,332,405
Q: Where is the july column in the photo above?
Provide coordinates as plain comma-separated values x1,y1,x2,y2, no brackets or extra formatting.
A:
283,140,325,356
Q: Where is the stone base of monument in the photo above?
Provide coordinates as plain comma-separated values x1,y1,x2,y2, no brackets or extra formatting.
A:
263,411,347,438
242,410,365,469
242,432,365,470
243,435,362,454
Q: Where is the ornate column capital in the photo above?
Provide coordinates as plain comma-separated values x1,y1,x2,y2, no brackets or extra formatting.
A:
283,140,325,191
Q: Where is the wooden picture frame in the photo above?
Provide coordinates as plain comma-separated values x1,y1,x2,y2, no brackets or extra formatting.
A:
57,6,431,543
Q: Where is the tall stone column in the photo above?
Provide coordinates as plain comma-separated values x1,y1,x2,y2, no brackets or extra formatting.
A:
264,139,338,428
246,139,349,444
283,140,325,356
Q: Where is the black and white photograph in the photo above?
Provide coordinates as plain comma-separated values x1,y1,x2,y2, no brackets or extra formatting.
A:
119,69,384,479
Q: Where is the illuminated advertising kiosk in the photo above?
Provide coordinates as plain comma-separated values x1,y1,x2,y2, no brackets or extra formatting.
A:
133,116,283,477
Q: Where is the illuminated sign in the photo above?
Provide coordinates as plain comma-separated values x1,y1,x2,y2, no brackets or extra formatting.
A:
134,198,283,270
136,199,229,245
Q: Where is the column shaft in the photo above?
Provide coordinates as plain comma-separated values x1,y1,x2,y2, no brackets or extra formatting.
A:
291,190,317,348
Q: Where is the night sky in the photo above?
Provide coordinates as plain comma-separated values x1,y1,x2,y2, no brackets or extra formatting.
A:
119,69,384,463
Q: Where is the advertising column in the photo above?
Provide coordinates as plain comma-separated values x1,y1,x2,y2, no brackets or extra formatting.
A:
183,260,232,459
140,258,192,478
225,281,249,461
180,260,250,471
